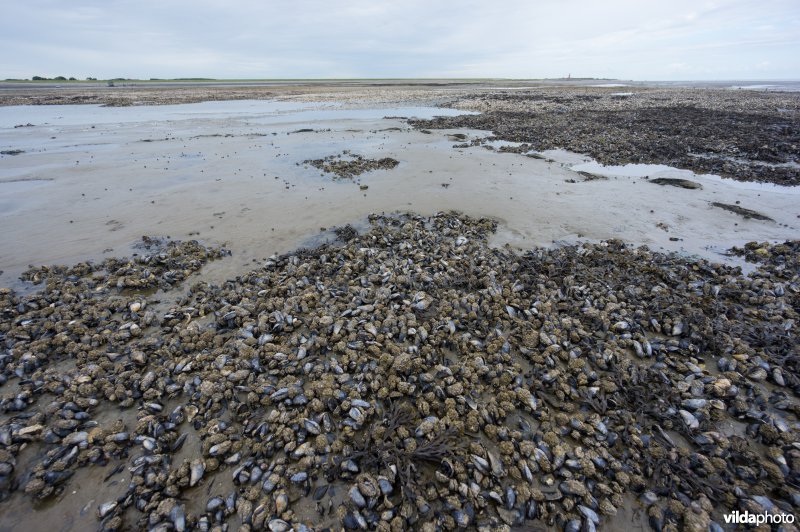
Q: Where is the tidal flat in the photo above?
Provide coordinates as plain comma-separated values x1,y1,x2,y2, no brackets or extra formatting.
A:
0,82,798,531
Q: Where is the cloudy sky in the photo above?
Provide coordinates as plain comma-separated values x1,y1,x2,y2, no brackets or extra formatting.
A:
2,0,799,80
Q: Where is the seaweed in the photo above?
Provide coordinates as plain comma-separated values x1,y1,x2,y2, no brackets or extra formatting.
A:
333,224,359,242
710,202,774,221
650,177,702,189
346,401,462,503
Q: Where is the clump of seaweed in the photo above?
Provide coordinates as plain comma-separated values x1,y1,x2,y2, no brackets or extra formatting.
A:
650,177,702,189
334,224,359,242
710,201,774,221
346,401,462,501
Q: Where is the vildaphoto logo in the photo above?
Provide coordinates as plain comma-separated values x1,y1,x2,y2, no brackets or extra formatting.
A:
723,510,795,525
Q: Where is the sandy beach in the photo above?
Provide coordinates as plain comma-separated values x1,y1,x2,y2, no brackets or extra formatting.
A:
0,82,798,531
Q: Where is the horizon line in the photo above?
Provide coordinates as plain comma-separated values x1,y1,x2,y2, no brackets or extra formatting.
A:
4,77,800,83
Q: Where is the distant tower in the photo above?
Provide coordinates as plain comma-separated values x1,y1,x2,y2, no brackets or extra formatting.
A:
567,73,571,79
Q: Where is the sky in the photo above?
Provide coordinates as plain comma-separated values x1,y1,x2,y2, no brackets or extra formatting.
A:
2,0,799,80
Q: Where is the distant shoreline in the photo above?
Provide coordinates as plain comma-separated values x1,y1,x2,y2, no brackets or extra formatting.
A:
1,78,799,92
1,79,799,109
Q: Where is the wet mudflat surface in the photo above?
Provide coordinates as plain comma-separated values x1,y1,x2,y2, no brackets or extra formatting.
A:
0,91,799,530
0,98,797,291
415,86,800,186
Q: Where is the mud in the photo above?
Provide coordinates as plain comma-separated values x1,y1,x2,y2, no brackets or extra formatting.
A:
0,88,799,531
411,87,800,186
1,100,798,294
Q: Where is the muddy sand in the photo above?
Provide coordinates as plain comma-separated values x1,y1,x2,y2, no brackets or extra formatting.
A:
0,84,799,531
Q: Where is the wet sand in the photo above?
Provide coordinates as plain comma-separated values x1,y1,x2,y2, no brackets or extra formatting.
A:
0,87,799,531
1,99,797,291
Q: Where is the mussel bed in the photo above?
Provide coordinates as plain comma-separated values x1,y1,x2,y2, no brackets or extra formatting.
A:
0,212,798,531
